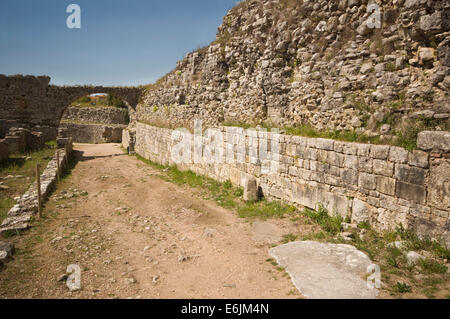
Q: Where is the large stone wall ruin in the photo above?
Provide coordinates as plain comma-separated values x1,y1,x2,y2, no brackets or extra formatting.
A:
137,0,449,135
59,122,125,144
60,106,129,143
131,122,450,247
0,74,142,140
1,0,449,245
62,106,129,125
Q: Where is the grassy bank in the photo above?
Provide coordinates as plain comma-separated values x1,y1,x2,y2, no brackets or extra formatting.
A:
0,142,56,223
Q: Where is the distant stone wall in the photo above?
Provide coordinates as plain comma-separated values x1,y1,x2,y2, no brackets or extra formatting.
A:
0,74,142,141
62,106,129,125
133,122,450,247
60,123,125,144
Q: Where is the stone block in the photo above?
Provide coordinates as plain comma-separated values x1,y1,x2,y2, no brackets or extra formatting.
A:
417,131,450,153
343,155,358,169
358,156,373,173
342,143,357,155
315,138,334,150
427,159,450,211
0,140,9,162
408,150,429,168
328,151,344,167
359,173,376,190
372,159,394,177
306,148,318,160
341,168,359,185
370,145,390,159
388,146,408,164
396,181,426,204
351,199,371,224
356,144,371,157
376,176,396,196
394,164,426,185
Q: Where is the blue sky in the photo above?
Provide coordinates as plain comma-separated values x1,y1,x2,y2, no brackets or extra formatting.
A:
0,0,238,86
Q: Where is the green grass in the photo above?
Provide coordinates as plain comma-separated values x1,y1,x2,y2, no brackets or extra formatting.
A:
133,152,449,299
71,94,127,109
282,233,298,244
0,143,57,223
396,226,450,260
419,259,448,274
221,116,450,152
222,122,384,145
238,200,296,219
302,205,343,235
393,282,411,293
134,154,298,220
0,198,16,224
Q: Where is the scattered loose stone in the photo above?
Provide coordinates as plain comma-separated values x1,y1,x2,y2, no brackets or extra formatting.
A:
51,236,63,244
406,251,425,266
124,277,137,285
204,228,217,238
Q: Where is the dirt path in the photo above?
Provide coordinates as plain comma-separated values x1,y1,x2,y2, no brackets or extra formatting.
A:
0,143,301,299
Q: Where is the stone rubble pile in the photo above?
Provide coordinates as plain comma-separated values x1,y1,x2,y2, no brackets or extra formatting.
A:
0,127,46,163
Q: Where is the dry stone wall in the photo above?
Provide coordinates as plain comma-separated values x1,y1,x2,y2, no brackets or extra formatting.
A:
132,122,450,247
0,141,73,234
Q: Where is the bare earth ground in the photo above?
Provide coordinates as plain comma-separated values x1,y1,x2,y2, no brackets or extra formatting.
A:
0,143,303,299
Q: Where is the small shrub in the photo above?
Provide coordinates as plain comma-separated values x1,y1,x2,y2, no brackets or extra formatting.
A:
358,222,371,230
302,205,343,235
223,180,232,189
393,282,411,293
282,233,298,244
386,62,396,72
418,259,448,274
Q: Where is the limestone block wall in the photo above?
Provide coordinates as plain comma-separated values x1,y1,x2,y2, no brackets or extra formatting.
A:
59,123,125,144
133,122,449,246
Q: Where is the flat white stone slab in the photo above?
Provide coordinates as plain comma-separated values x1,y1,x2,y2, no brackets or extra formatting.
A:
269,241,379,299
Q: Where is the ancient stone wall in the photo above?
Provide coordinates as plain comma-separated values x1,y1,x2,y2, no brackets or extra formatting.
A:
133,122,449,247
62,106,129,125
0,141,73,233
59,123,125,144
0,74,142,140
137,0,449,136
59,106,129,143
